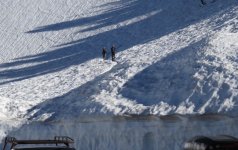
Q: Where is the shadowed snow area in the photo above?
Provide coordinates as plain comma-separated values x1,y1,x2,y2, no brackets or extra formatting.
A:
5,115,238,150
121,35,238,115
0,0,238,144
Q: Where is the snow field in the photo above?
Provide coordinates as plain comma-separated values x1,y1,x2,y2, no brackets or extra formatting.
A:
0,1,238,148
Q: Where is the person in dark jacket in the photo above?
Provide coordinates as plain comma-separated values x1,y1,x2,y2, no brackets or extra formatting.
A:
102,47,107,60
111,45,116,61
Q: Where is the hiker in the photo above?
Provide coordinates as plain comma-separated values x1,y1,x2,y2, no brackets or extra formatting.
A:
102,47,107,60
111,45,116,61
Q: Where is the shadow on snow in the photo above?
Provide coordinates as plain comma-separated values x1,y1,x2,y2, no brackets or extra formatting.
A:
0,0,237,84
120,37,238,113
25,38,237,120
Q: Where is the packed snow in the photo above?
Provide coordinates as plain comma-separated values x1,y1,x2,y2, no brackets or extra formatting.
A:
0,0,238,149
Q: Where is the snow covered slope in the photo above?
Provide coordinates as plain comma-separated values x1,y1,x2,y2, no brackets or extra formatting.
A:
0,0,238,138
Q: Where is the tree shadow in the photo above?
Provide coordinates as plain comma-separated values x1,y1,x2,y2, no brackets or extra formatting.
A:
0,0,237,84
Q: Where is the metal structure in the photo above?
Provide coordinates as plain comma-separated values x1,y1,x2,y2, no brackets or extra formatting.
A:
2,136,75,150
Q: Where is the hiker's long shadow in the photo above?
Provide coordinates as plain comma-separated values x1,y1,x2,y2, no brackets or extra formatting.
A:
0,0,237,84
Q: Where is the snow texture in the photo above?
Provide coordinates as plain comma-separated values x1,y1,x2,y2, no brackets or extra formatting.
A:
0,0,238,149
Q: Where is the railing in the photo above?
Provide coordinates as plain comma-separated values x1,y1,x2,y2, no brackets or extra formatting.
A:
2,136,74,150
